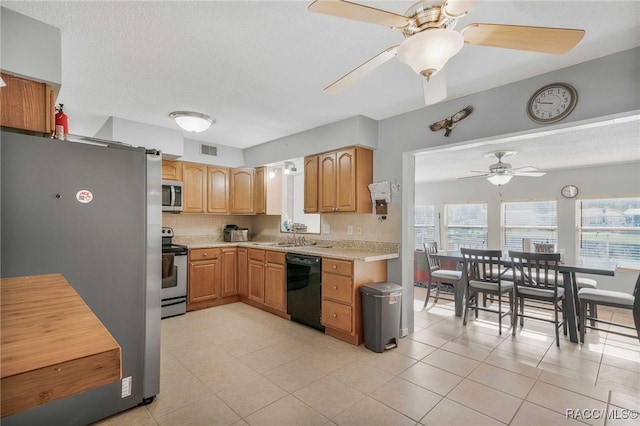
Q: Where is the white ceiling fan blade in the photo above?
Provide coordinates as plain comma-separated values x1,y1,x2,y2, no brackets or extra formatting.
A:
325,45,398,93
442,0,476,18
308,0,409,29
423,70,447,105
459,173,491,180
511,166,539,172
513,171,546,177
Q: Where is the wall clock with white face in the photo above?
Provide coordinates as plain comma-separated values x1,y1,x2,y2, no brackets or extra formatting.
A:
561,184,579,198
527,83,578,124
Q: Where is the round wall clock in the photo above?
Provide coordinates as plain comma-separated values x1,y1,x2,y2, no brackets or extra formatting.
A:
527,83,578,124
561,184,579,198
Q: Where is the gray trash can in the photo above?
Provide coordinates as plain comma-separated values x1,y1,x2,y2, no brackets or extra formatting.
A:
360,282,402,353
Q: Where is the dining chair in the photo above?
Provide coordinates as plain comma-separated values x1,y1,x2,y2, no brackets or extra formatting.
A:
576,277,598,326
578,273,640,343
460,248,514,334
423,242,463,309
509,250,566,346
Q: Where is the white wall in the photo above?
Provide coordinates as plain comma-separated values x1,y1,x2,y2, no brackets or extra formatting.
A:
180,137,244,167
1,7,61,89
415,162,640,293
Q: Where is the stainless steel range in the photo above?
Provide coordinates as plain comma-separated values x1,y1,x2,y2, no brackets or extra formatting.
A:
161,227,187,318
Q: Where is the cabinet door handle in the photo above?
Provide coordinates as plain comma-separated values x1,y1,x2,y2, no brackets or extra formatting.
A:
333,285,337,290
203,252,208,257
332,313,337,318
332,265,337,269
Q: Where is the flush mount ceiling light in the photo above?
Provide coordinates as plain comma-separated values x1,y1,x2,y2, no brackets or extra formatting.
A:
169,111,215,133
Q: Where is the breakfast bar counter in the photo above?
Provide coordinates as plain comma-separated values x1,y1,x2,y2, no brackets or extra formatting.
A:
0,274,122,417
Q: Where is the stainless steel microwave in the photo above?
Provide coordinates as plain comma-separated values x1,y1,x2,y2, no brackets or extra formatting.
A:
162,180,183,212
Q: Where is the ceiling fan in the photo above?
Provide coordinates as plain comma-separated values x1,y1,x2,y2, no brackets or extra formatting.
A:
308,0,585,104
462,151,546,186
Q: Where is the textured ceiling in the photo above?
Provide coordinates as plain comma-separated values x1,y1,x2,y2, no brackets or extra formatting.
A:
3,1,639,152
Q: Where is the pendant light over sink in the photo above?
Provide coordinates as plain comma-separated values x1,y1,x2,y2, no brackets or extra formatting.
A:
170,111,215,133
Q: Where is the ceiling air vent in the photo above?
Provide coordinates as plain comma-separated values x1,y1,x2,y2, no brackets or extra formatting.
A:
201,144,217,156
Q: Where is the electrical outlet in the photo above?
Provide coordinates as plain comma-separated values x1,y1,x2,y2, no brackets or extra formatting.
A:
356,225,363,236
347,225,353,235
322,224,330,234
121,376,132,398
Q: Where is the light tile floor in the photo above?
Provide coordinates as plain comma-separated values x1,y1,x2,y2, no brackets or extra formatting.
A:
96,288,639,425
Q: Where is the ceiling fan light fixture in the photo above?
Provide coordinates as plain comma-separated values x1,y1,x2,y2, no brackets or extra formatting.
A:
442,0,475,18
170,111,215,133
487,174,513,186
397,29,464,76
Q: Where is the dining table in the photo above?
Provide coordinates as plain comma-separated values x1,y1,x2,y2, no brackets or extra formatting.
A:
431,250,616,343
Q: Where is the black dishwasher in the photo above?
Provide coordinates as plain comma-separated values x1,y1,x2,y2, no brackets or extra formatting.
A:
286,253,324,332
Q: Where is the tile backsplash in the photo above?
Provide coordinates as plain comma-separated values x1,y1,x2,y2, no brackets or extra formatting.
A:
162,202,400,244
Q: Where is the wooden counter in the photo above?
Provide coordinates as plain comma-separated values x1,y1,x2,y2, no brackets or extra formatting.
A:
1,274,121,417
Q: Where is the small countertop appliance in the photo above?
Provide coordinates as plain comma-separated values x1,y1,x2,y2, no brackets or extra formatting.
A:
224,224,248,242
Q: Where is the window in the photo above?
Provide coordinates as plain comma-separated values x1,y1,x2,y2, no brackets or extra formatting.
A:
445,203,487,249
503,200,557,252
414,204,435,250
578,197,640,269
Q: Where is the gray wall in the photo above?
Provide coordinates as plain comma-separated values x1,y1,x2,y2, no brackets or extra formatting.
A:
376,47,640,334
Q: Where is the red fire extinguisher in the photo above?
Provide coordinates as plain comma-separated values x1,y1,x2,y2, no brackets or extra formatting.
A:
55,104,68,140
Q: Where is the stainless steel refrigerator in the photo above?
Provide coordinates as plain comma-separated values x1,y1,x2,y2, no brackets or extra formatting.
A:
1,130,161,425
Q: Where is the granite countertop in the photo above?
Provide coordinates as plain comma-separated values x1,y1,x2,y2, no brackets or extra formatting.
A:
172,236,399,262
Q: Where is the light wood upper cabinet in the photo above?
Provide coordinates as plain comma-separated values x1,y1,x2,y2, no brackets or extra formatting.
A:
0,72,55,135
230,168,254,214
207,166,230,214
315,146,373,213
304,155,319,213
182,163,207,213
162,160,183,181
254,167,282,215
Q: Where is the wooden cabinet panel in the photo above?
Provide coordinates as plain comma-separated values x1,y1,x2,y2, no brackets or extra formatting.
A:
207,166,230,214
323,258,353,276
318,152,337,212
322,299,352,333
303,155,319,213
248,258,265,303
0,72,54,134
321,257,387,346
264,261,285,312
230,168,254,214
315,147,373,214
162,160,183,181
182,163,206,213
322,274,353,304
254,167,266,214
336,148,357,212
221,248,237,297
188,257,220,304
189,248,218,261
255,166,282,215
238,247,248,297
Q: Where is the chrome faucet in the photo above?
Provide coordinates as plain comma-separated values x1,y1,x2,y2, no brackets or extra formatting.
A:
291,222,297,245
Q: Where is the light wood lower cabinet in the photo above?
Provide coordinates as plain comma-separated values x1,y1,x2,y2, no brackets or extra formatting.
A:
237,247,248,297
187,247,239,311
321,257,387,345
244,248,287,317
